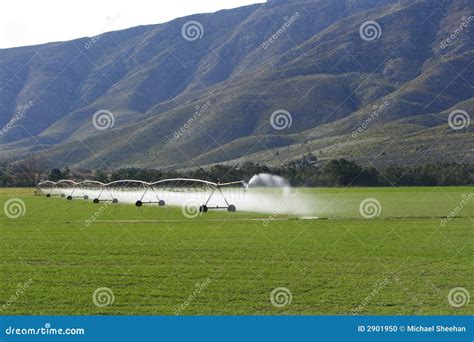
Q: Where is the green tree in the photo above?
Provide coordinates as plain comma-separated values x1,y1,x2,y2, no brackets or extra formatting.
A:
48,168,63,182
320,159,362,186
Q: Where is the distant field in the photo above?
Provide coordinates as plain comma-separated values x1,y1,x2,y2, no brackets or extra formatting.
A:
0,187,473,315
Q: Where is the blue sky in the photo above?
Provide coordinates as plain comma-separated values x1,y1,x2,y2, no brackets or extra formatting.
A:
0,0,264,48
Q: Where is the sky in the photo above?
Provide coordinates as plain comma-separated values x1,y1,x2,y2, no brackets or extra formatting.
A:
0,0,264,49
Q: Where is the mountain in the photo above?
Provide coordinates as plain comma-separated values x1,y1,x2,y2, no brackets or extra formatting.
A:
0,0,473,170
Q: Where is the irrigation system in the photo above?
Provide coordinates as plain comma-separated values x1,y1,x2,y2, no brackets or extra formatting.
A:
37,178,247,212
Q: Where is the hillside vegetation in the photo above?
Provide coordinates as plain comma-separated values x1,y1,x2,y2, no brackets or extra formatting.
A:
0,0,472,169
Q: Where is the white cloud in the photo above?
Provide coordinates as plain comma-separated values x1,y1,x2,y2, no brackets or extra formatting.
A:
0,0,264,49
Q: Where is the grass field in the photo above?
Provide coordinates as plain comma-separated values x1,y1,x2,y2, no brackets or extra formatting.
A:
0,187,473,315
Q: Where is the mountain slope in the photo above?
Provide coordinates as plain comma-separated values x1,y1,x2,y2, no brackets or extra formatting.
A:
0,0,472,169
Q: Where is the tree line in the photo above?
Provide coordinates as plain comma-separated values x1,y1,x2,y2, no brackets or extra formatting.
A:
0,154,473,187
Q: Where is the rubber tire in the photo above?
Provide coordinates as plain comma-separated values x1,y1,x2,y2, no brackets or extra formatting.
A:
136,201,143,207
67,196,72,200
112,199,119,204
199,205,208,213
159,200,165,207
61,194,66,198
228,205,236,212
93,199,99,204
84,195,89,200
46,194,51,198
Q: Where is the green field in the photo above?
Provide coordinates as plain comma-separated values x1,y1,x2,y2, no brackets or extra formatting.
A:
1,187,473,315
